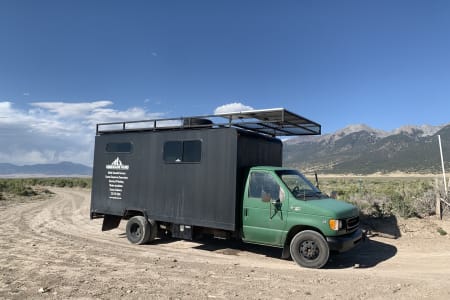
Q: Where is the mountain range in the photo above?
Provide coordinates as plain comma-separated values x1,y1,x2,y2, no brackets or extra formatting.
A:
283,123,450,174
0,161,92,177
0,123,449,176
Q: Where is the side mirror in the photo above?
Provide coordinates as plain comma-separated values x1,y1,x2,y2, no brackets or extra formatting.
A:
269,198,282,219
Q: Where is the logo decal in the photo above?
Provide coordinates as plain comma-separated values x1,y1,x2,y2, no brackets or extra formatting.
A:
106,157,130,170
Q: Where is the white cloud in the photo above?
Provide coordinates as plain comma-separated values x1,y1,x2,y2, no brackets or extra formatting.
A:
31,101,113,118
214,102,254,115
0,101,14,113
0,101,165,166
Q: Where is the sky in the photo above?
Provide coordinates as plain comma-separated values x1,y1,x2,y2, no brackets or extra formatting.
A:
1,0,450,166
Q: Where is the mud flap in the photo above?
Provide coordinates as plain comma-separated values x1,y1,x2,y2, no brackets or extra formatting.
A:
281,243,291,260
102,214,122,231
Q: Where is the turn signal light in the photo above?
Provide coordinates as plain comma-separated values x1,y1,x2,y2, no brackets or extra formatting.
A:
329,219,342,231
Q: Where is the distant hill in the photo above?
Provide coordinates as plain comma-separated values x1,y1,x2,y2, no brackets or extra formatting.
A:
0,161,92,177
283,123,450,174
1,124,449,176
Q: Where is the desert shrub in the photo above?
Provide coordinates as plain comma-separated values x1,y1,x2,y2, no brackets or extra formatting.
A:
42,189,54,194
0,180,37,197
0,177,90,199
413,189,436,217
16,186,37,196
317,176,438,218
437,227,448,236
389,191,417,218
17,177,91,189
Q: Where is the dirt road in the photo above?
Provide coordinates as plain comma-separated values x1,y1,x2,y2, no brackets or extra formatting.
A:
1,188,450,299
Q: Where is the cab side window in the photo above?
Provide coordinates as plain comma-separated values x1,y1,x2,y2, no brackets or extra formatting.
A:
249,172,283,202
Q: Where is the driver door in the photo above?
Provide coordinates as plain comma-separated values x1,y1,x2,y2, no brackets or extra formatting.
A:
242,171,287,246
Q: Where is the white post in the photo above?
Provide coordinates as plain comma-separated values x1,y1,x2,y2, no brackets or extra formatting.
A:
436,178,442,219
438,135,448,195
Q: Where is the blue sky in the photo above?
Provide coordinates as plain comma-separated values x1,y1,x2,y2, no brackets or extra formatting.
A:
1,0,450,165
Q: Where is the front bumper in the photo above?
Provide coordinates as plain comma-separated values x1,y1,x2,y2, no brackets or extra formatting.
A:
326,228,363,252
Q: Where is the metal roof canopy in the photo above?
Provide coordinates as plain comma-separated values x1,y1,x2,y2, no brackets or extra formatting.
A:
96,108,321,137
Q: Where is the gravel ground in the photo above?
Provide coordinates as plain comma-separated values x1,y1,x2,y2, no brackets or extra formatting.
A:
1,188,450,299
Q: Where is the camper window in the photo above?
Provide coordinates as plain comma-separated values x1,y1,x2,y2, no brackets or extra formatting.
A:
164,140,202,163
106,142,133,153
183,140,202,162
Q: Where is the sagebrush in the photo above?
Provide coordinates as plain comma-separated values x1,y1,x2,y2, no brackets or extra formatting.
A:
0,178,91,198
314,176,442,218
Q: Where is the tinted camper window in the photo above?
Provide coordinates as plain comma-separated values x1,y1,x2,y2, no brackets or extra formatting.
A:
164,141,183,162
106,142,133,153
164,140,201,163
183,140,201,162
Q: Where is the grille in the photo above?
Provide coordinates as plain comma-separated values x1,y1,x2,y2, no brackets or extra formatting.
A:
346,216,359,232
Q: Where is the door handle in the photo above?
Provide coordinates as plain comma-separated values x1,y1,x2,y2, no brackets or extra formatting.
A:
244,208,248,217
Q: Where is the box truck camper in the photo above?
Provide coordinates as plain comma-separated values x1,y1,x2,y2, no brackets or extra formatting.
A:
90,108,362,268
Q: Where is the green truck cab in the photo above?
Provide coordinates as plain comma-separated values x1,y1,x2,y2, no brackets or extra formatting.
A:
91,108,362,269
242,166,361,268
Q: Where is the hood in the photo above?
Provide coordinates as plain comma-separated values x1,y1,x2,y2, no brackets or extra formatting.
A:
298,198,358,219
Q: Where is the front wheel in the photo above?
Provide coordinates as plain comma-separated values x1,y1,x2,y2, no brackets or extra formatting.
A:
126,216,156,244
290,230,329,269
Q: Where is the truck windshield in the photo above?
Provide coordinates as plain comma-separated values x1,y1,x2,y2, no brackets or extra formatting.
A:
275,170,323,200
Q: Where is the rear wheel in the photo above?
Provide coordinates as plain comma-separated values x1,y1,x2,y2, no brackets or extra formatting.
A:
126,216,156,244
290,230,329,269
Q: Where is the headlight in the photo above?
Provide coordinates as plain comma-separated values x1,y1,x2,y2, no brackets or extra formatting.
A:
329,219,343,231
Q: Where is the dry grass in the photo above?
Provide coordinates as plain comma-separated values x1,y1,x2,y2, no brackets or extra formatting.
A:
313,176,448,218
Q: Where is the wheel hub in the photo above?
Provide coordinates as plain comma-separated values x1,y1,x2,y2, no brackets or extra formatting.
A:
130,224,141,237
300,240,319,260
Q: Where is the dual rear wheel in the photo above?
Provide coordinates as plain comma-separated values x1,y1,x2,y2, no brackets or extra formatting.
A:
125,216,157,244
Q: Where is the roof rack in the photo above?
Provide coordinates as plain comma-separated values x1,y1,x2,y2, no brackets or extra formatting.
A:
96,108,321,137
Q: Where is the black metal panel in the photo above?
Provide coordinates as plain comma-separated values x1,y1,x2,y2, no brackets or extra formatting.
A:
236,131,282,168
234,132,282,229
90,127,283,232
91,128,238,231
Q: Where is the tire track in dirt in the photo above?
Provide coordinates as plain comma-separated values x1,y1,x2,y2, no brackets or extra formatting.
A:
28,188,295,269
1,188,450,299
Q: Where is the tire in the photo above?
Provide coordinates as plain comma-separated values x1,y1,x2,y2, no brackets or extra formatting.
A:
289,230,329,269
126,216,156,245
